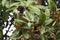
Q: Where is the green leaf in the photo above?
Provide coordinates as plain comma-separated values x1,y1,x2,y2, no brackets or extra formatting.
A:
0,27,3,37
40,34,45,40
6,7,16,12
5,1,10,8
56,31,60,40
36,5,48,10
48,0,57,11
40,26,46,34
10,30,19,38
23,31,29,39
23,11,35,22
39,13,46,25
45,19,53,25
23,11,31,21
27,22,32,28
9,2,19,8
14,19,24,25
20,1,26,6
45,27,54,33
45,9,50,17
29,5,40,15
2,0,7,6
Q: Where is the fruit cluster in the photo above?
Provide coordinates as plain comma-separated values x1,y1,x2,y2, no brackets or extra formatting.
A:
50,11,60,20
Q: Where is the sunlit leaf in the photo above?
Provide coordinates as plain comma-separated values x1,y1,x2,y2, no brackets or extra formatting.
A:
40,26,46,34
45,19,53,25
2,0,7,6
48,0,57,11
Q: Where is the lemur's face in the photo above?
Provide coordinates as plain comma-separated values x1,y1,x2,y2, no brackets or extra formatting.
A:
17,6,25,13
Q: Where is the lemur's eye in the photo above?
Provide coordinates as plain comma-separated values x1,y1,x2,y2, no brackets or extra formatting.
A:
17,6,25,13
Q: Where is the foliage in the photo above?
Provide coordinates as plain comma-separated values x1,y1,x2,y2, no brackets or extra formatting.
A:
0,0,60,40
